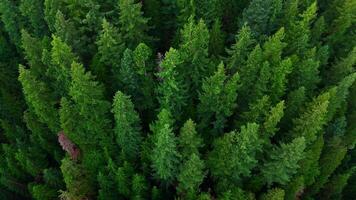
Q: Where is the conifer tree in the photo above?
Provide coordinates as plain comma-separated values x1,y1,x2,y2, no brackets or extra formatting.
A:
60,62,111,150
60,157,94,200
179,17,211,96
208,123,262,187
0,0,24,48
43,0,62,32
209,19,225,57
156,48,186,117
19,0,48,37
260,188,285,200
131,173,149,200
263,101,285,139
18,66,60,132
150,109,180,183
118,0,151,48
112,91,142,162
289,91,330,144
47,35,78,96
261,137,306,185
226,25,255,73
177,119,205,199
177,153,205,199
241,0,283,37
178,119,203,159
198,62,239,135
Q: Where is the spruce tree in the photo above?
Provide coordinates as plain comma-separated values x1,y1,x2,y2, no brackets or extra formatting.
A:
112,91,142,162
208,123,262,187
156,48,187,117
118,0,151,48
150,109,180,183
261,137,306,185
198,62,239,135
18,66,60,132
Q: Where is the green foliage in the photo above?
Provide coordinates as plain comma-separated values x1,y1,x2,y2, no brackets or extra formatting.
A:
208,123,262,186
150,109,180,183
198,62,239,135
259,188,285,200
1,1,356,199
18,66,60,132
112,91,142,162
262,137,306,185
118,0,151,48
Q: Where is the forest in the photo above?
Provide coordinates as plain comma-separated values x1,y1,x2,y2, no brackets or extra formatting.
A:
0,0,355,199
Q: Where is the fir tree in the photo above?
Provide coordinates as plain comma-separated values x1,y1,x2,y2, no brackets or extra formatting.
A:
289,91,330,144
241,0,283,37
260,188,285,200
18,66,60,132
198,62,239,135
118,0,151,48
209,19,225,57
261,137,306,185
226,25,255,73
112,91,142,162
19,0,48,37
179,17,211,96
208,123,262,187
150,109,180,183
177,153,205,199
156,48,186,117
178,119,203,159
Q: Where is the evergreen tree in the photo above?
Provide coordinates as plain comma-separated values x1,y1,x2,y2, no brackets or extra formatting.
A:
118,0,151,48
209,19,225,57
208,123,262,187
156,48,187,117
18,66,60,132
150,109,180,183
260,188,285,200
289,91,330,144
261,137,306,185
178,119,203,159
198,62,239,135
177,153,205,199
19,0,48,37
226,25,255,73
112,91,142,162
241,0,283,37
179,17,211,96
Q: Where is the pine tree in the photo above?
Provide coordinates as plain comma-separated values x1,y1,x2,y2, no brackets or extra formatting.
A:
178,119,203,159
131,173,148,200
19,0,48,37
289,91,330,144
208,123,262,187
18,66,60,132
118,0,151,49
0,0,24,49
43,0,62,32
116,161,134,198
179,17,211,96
47,35,78,96
156,48,187,117
150,109,180,183
261,137,306,185
177,119,205,199
198,62,239,135
263,101,285,139
112,91,142,162
309,136,348,195
209,19,225,57
241,0,283,37
177,153,205,199
60,157,94,200
226,25,255,73
260,188,285,200
59,62,111,150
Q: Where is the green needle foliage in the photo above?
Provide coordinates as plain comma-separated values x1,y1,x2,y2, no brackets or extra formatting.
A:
1,0,356,199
